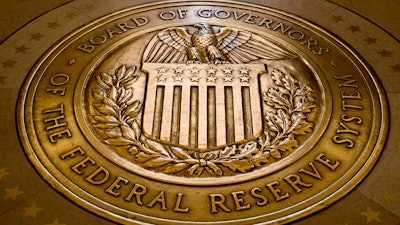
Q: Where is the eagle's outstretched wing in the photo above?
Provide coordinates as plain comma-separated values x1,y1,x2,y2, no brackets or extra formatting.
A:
143,27,192,63
216,27,297,64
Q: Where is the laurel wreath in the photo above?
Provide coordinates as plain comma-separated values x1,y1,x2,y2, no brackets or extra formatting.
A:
91,65,315,176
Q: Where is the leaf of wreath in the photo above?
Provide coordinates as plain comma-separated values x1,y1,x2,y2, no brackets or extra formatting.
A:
277,109,291,132
277,135,298,152
222,142,259,160
109,86,118,102
264,88,290,109
92,88,106,101
295,85,313,97
293,96,315,113
105,129,122,138
99,72,113,86
104,137,135,145
271,69,283,86
117,87,133,105
93,123,120,129
115,65,127,80
264,113,280,133
251,151,270,167
142,157,174,168
170,146,191,160
94,104,117,117
123,101,141,119
130,120,141,140
239,142,259,158
258,131,272,150
134,152,157,163
162,163,190,174
145,139,172,157
270,148,282,159
292,120,313,135
278,86,290,95
219,145,237,158
123,77,138,87
220,159,255,172
102,98,119,111
282,73,298,94
93,115,119,123
136,144,159,156
96,76,110,90
120,67,137,84
121,124,138,141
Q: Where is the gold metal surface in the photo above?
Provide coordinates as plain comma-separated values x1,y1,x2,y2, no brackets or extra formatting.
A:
13,0,390,224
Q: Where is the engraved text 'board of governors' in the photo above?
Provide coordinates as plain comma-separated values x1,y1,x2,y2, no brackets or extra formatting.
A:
17,1,388,224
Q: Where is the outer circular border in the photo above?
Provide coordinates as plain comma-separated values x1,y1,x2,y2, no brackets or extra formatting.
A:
16,0,389,224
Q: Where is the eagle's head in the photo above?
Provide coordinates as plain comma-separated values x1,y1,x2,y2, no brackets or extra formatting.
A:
194,23,214,35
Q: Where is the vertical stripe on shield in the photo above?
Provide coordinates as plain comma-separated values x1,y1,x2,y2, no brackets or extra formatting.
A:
198,85,208,149
152,85,164,138
179,85,191,146
160,85,174,141
242,87,253,139
225,87,235,144
207,86,217,148
249,80,262,136
189,86,199,149
170,86,182,145
215,86,226,146
233,84,245,142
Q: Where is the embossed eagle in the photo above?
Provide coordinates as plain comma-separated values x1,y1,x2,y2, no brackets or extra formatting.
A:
143,23,297,64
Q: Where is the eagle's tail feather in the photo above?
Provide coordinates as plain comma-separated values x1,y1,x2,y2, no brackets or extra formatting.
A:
207,45,230,63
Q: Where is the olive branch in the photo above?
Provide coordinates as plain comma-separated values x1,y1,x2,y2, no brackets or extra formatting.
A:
258,69,316,159
91,65,315,176
91,65,142,146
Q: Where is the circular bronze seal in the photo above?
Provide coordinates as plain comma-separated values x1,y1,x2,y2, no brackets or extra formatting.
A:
17,1,388,224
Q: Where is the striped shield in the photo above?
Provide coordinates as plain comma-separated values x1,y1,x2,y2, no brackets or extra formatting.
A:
141,63,265,151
